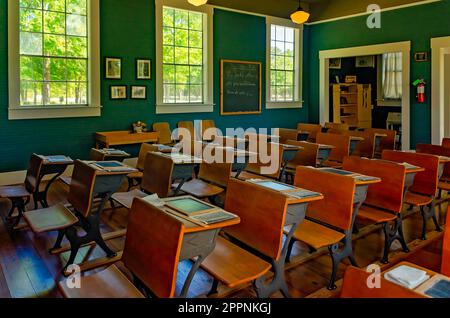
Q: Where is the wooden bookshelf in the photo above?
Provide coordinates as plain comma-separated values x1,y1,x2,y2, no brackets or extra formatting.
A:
332,83,372,129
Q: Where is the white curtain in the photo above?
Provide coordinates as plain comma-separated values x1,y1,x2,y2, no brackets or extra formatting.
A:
382,53,403,100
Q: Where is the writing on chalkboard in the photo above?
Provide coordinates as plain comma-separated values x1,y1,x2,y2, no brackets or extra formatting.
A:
221,60,262,116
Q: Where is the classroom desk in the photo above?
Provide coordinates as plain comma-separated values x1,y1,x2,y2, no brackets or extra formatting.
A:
95,131,159,149
317,144,335,166
374,133,388,155
91,148,131,162
279,144,303,180
52,161,138,275
36,155,74,208
383,261,450,298
405,150,449,179
349,136,364,155
245,133,280,144
240,180,323,297
317,167,381,228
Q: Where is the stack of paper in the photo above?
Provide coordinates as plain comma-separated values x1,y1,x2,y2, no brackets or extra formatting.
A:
384,265,430,289
143,194,165,207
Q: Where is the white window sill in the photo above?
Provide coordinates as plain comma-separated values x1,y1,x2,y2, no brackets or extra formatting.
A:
266,102,303,109
8,105,102,120
156,104,214,114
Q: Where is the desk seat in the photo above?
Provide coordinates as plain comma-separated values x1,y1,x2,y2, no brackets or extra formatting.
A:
23,204,78,233
0,185,30,198
127,171,143,180
404,192,433,206
59,265,144,298
357,205,397,223
112,189,147,210
179,179,224,199
201,236,271,288
321,160,343,169
292,219,345,250
439,181,450,191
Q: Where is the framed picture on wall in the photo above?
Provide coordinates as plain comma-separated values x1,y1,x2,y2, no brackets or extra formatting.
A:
414,52,428,62
105,57,122,79
355,55,375,68
110,85,127,100
131,86,147,99
329,58,342,69
136,59,152,79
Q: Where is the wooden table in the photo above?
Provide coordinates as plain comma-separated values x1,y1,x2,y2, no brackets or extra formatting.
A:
95,131,159,148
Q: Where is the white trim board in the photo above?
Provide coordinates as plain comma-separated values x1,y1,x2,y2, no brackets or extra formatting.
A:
431,36,450,144
319,41,411,150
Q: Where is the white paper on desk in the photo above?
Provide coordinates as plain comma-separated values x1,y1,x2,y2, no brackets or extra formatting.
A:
143,194,165,207
384,265,430,289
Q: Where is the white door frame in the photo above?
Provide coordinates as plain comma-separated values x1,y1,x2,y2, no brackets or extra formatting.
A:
319,41,411,150
431,36,450,145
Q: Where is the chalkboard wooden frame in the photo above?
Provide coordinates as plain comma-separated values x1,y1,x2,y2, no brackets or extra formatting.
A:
220,59,262,116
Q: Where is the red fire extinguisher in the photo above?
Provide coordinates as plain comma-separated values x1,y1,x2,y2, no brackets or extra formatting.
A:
413,78,426,103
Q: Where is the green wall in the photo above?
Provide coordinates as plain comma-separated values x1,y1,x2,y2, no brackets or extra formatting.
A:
0,0,308,172
307,0,450,146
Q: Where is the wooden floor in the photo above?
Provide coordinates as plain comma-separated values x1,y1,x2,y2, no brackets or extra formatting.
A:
0,180,446,298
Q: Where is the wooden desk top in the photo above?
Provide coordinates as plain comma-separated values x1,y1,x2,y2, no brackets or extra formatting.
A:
158,152,203,164
92,148,131,158
317,167,381,185
350,136,364,141
95,130,159,147
38,155,74,166
374,133,388,138
86,161,138,176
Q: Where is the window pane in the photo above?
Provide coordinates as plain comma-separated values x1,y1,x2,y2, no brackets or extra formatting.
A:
66,59,86,81
270,40,276,55
67,0,87,15
175,29,188,47
275,26,285,42
285,71,294,85
163,8,175,27
176,84,189,103
46,58,66,81
270,25,276,40
20,32,43,55
163,46,175,63
47,82,67,104
276,71,285,85
43,0,65,12
285,28,294,43
67,14,87,36
276,86,285,101
189,85,202,103
20,0,43,9
275,41,284,55
189,31,202,48
285,42,294,56
20,81,43,105
164,84,176,103
189,48,202,65
67,36,87,57
276,55,284,69
67,82,87,104
174,47,189,64
163,65,175,83
174,10,188,28
20,9,42,32
285,57,294,70
285,86,293,101
175,65,189,84
44,11,65,34
190,66,202,84
188,12,202,31
44,34,65,56
21,56,44,80
270,71,277,85
163,27,174,45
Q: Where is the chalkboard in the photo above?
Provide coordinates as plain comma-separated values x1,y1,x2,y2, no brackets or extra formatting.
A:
220,60,262,116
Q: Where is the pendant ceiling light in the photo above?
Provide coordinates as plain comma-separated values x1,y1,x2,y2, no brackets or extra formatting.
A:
291,1,310,24
188,0,208,6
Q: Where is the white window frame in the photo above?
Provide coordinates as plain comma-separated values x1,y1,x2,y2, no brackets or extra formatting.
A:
376,55,402,107
155,0,213,114
266,16,303,109
8,0,101,120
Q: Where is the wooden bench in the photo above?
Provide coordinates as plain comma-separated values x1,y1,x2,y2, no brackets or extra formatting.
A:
59,198,186,298
288,166,357,290
382,150,441,240
343,156,409,263
0,154,44,227
442,207,450,276
297,123,321,143
200,179,291,298
316,132,351,168
340,266,424,298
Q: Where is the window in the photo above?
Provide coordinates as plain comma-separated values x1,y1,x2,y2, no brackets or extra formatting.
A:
266,17,303,109
8,0,101,120
156,0,213,114
377,53,402,106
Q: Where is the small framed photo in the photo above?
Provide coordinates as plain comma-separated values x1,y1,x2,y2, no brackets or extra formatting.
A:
329,58,341,69
136,58,152,80
414,52,428,62
105,57,122,79
110,85,127,100
356,56,375,68
345,75,357,83
131,86,147,100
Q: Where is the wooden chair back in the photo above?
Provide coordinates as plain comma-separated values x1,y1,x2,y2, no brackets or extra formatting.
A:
199,148,233,188
286,141,319,167
442,138,450,148
136,143,159,171
152,122,173,145
24,154,45,193
201,120,218,141
416,144,450,180
89,149,107,161
123,198,183,298
278,128,299,144
177,121,195,142
297,123,321,142
343,156,406,213
141,152,174,198
341,267,424,298
245,142,284,179
224,179,288,261
316,132,351,163
68,160,97,218
441,207,450,276
366,128,396,152
382,150,439,197
325,122,349,132
344,130,376,158
295,167,355,231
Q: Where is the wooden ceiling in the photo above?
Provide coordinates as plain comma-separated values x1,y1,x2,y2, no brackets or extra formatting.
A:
207,0,432,22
